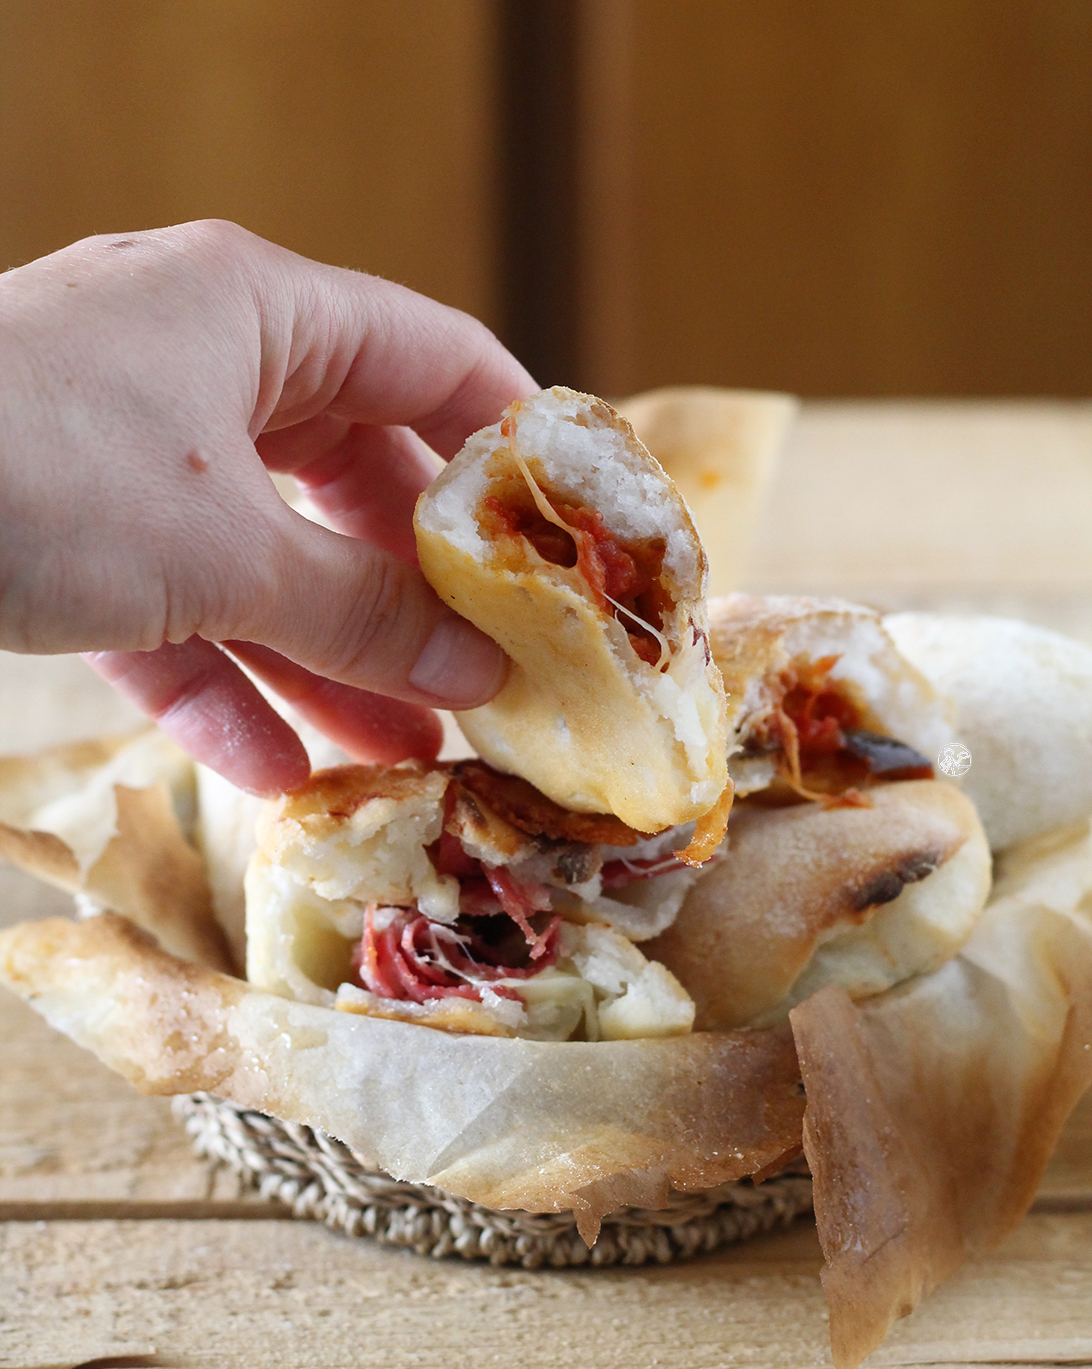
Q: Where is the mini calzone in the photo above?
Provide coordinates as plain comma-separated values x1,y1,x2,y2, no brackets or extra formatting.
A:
885,612,1092,850
414,386,731,857
246,758,706,1042
709,594,952,803
647,780,991,1028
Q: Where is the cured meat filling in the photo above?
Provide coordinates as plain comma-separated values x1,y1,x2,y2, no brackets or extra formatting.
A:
749,656,934,802
348,762,686,1007
353,905,561,1004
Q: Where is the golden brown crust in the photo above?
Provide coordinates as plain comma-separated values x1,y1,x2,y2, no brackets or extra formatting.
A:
274,760,441,826
646,781,987,1028
455,760,645,846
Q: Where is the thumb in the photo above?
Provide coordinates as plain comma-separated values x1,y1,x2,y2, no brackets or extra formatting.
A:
223,505,507,709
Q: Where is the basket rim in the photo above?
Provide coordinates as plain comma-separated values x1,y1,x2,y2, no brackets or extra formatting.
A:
173,1092,814,1269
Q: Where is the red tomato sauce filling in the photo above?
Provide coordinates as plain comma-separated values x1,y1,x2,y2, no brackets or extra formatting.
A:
480,489,672,667
753,657,933,801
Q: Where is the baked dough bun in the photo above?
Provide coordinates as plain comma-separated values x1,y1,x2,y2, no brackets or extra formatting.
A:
414,387,729,842
885,612,1092,850
646,780,990,1028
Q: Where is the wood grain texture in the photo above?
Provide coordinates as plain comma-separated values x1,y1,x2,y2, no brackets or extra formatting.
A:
0,1219,824,1369
0,0,500,326
575,2,1092,397
5,1215,1092,1368
0,992,255,1215
742,401,1092,645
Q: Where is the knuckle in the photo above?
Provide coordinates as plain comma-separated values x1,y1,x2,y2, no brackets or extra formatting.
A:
179,217,255,258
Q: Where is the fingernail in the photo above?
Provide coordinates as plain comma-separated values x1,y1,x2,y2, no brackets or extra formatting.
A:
408,617,507,708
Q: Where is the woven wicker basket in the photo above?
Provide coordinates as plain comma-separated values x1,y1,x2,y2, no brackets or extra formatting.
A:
175,1093,813,1269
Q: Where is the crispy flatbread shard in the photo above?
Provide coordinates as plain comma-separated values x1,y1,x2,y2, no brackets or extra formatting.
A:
709,594,952,800
885,612,1092,850
617,387,798,598
414,386,730,838
791,818,1092,1369
647,781,990,1028
0,912,805,1244
0,730,232,973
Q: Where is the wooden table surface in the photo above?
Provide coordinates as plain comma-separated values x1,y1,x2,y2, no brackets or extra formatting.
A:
3,400,1092,1368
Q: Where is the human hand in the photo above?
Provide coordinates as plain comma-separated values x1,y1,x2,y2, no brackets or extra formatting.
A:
0,221,535,793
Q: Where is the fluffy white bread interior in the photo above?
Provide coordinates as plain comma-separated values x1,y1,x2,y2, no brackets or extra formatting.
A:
253,763,457,923
709,595,953,793
885,612,1092,851
252,762,703,942
414,387,729,834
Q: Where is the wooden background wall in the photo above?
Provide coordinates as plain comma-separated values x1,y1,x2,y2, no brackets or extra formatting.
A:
568,0,1092,398
0,0,501,328
3,1,1091,397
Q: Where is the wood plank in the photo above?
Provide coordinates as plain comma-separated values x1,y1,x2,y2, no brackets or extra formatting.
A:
0,1217,828,1369
743,401,1092,644
4,1214,1092,1368
746,401,1092,591
0,991,257,1215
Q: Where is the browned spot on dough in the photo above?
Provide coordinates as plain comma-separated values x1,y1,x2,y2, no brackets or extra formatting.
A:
186,449,210,473
851,849,942,912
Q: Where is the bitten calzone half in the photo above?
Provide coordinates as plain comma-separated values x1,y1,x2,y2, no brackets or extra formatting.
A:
414,386,730,855
648,780,990,1028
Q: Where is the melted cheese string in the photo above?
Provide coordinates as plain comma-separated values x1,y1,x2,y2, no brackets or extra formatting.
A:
770,705,870,810
501,414,671,672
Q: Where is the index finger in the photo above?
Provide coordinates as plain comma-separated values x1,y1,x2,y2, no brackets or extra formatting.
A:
244,235,537,457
